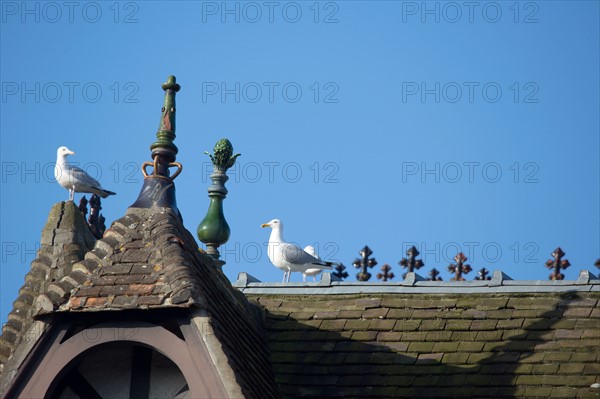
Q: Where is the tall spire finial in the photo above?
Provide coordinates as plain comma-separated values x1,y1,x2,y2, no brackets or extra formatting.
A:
150,75,180,162
131,76,182,211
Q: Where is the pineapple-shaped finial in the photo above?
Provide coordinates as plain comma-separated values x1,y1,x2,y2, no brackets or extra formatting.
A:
206,138,241,172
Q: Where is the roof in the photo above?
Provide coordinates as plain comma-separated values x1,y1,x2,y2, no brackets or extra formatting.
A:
0,202,96,386
238,272,600,398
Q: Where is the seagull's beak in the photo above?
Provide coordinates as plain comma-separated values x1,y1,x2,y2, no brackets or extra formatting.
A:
261,223,270,228
69,151,75,155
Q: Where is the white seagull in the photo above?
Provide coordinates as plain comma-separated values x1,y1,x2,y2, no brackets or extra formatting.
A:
302,245,325,282
261,219,334,282
54,146,116,201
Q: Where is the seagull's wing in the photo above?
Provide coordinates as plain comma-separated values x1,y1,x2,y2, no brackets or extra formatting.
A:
65,165,103,188
281,243,332,269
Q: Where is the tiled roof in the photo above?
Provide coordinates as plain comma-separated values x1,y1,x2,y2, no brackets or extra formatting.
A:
241,274,600,398
0,202,95,379
33,203,281,398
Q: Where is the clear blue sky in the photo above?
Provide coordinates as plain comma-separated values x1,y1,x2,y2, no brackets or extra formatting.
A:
1,1,599,325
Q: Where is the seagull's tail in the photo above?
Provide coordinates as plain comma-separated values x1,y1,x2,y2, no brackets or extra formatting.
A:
92,187,117,198
310,261,336,270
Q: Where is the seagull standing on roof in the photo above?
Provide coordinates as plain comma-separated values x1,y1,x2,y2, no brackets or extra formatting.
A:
302,245,325,282
261,219,334,282
54,146,116,201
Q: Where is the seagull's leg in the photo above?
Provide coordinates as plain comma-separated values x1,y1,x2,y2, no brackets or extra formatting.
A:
313,276,317,282
282,272,287,283
302,274,307,283
69,187,74,201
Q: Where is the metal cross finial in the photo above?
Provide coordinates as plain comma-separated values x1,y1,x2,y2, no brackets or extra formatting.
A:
428,268,443,281
594,259,600,271
447,252,472,281
377,264,395,282
333,263,349,280
78,196,88,217
545,247,570,280
475,267,491,281
353,245,377,281
399,245,424,279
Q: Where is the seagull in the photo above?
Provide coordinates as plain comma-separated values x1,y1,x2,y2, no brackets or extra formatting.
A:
302,245,324,282
54,146,116,201
261,219,334,282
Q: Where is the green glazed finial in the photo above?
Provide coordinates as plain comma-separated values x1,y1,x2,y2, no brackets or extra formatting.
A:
205,138,241,172
150,75,180,158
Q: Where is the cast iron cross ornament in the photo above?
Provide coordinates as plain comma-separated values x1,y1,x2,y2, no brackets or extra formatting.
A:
448,252,472,281
399,246,424,279
333,263,349,280
376,264,395,281
87,194,106,239
428,268,443,281
475,267,491,281
353,245,377,281
545,247,570,280
594,259,600,271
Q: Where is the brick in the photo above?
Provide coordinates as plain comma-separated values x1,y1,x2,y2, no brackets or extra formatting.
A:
419,319,446,331
462,309,487,319
407,342,434,352
475,297,509,310
432,341,460,352
351,331,378,341
387,309,414,318
532,364,560,374
507,297,558,310
124,284,154,295
344,319,371,330
416,353,443,364
393,320,421,331
519,352,545,363
338,310,363,318
85,297,108,307
137,295,164,306
68,297,85,309
558,363,586,374
445,320,472,330
441,352,470,364
559,297,598,307
470,320,498,331
524,387,553,397
583,363,600,375
111,295,138,308
452,331,479,341
516,375,546,385
425,331,453,341
386,342,409,352
497,319,524,329
101,264,132,275
355,298,382,308
368,352,396,364
502,329,528,340
570,352,597,362
377,331,402,341
402,331,429,341
554,329,583,339
114,275,145,285
457,342,485,352
475,330,503,341
550,387,579,398
563,308,592,318
369,319,395,331
362,308,389,319
410,310,441,319
523,318,553,330
313,311,340,319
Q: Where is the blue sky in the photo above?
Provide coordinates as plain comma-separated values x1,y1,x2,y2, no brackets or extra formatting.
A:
1,1,599,324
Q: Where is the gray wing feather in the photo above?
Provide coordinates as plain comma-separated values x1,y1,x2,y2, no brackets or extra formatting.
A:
281,243,320,265
281,243,332,269
66,165,102,188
